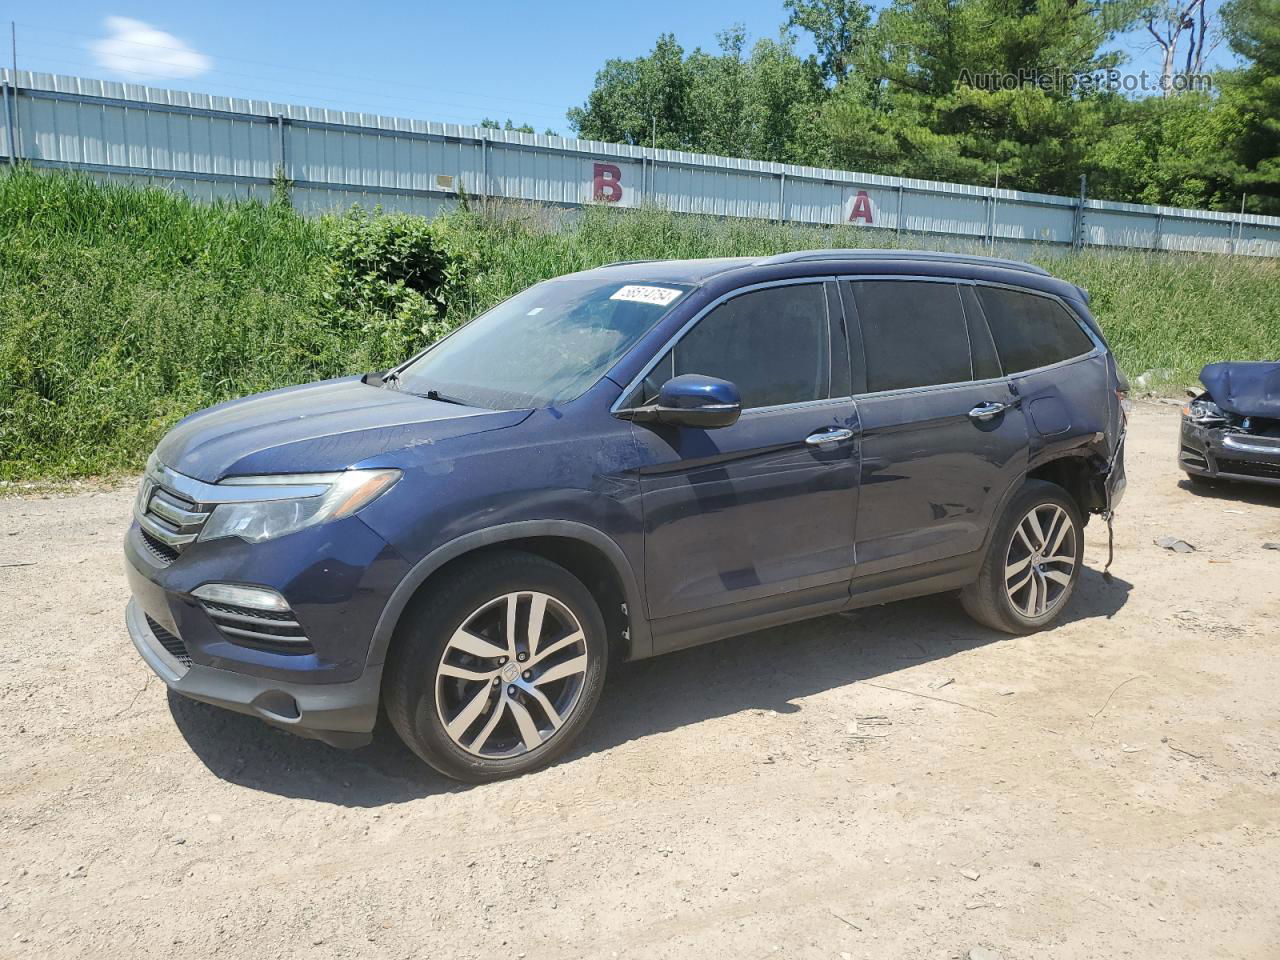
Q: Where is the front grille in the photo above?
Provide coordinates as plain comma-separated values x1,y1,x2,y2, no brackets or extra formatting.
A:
134,472,213,558
139,528,180,565
146,615,192,666
199,600,314,655
1216,457,1280,481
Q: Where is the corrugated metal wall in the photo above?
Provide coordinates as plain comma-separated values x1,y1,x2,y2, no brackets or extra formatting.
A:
4,69,1279,257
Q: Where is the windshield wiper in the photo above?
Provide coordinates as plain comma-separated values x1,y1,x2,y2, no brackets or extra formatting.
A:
380,369,468,405
424,388,468,405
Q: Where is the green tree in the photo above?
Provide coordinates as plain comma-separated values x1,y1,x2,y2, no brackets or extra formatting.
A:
479,118,538,134
820,0,1143,193
567,29,826,162
784,0,873,84
566,33,695,148
1221,0,1280,211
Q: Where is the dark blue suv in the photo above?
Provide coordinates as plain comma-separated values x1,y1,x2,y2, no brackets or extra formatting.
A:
124,250,1127,781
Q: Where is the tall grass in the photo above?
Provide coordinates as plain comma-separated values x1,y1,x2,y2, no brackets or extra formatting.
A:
2,168,1278,481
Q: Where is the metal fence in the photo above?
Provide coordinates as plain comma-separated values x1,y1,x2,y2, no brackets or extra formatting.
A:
4,68,1280,258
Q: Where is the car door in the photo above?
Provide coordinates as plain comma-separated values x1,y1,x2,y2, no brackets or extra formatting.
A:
621,279,859,628
845,278,1030,578
970,284,1109,463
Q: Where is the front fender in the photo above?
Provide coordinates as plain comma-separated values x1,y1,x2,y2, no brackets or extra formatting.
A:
363,519,652,668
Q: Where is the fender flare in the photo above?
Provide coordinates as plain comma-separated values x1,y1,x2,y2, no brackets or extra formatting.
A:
364,520,651,670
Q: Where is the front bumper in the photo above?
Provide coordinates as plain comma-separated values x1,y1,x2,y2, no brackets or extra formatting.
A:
1180,418,1280,486
127,597,379,748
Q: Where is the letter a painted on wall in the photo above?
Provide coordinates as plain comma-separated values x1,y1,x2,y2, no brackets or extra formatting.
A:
848,190,874,224
593,163,623,203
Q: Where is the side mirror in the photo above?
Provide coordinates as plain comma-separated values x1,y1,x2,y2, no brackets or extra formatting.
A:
624,374,742,429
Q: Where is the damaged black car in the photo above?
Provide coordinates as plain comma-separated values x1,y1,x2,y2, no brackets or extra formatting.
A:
1180,361,1280,486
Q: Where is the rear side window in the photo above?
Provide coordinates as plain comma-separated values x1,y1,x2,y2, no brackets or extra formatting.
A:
848,280,972,392
976,287,1095,374
664,283,832,408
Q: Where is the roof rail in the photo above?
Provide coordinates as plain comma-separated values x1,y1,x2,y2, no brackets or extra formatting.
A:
755,249,1051,277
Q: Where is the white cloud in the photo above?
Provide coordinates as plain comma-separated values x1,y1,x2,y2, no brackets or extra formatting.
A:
89,17,212,80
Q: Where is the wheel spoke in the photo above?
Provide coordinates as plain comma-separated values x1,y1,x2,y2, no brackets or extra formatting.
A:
523,684,564,731
530,630,584,666
439,662,498,683
508,698,544,751
526,593,547,658
1045,508,1071,557
1022,572,1040,616
446,682,495,739
534,654,588,687
468,697,507,752
446,628,506,659
504,594,519,657
1043,568,1073,586
1025,510,1046,549
1008,569,1033,597
1015,523,1037,554
1005,554,1032,580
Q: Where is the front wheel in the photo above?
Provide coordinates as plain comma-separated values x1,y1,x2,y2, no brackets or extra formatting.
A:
384,551,608,782
961,480,1084,634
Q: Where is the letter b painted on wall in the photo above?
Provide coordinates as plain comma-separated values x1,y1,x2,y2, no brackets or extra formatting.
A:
593,163,623,203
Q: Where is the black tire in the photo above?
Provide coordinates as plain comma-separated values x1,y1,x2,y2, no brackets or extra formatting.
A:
384,550,608,783
960,480,1085,634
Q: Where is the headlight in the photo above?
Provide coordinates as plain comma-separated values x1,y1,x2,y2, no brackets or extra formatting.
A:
1183,398,1227,425
199,469,401,544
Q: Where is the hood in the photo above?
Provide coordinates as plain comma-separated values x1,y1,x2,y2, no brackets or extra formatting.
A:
1200,361,1280,419
155,376,531,482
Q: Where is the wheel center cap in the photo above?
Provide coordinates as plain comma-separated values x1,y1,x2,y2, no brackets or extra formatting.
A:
501,662,519,683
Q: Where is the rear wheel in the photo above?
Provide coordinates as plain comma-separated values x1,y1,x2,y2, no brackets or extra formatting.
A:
961,480,1084,634
384,551,608,782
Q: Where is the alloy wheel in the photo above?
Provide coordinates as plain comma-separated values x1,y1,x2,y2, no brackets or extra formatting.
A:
434,591,589,759
1004,503,1077,618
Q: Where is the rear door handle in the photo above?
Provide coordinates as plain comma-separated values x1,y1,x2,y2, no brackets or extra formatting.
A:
805,427,855,446
968,400,1017,421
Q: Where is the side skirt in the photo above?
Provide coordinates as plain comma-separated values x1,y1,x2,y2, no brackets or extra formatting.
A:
646,552,983,657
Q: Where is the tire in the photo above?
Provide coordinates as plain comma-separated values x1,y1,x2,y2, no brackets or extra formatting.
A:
384,550,608,782
960,480,1085,635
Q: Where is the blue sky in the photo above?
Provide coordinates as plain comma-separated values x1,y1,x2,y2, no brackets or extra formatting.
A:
9,2,1237,133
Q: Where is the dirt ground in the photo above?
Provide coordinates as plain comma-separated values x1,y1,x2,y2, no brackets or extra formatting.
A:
1,401,1279,960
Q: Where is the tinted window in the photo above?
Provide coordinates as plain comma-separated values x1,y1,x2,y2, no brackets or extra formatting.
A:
976,287,1095,374
849,281,972,392
661,283,831,409
960,285,1002,380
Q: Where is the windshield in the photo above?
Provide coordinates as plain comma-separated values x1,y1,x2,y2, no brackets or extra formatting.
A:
394,277,692,409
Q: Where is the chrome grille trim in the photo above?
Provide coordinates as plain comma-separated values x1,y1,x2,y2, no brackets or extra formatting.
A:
147,489,205,527
134,462,214,552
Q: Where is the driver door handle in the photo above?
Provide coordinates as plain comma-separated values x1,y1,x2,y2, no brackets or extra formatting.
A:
968,400,1017,421
805,427,855,446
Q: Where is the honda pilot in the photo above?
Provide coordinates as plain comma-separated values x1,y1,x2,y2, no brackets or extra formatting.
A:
124,250,1128,781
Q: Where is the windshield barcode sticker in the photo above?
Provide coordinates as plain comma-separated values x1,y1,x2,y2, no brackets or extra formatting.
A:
610,285,682,306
